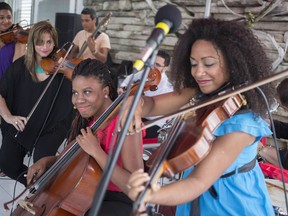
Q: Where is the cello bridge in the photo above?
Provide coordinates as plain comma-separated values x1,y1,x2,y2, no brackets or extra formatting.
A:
18,200,36,215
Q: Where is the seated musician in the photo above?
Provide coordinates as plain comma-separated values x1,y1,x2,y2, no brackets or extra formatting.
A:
27,59,144,215
121,18,275,215
258,78,288,169
68,8,111,64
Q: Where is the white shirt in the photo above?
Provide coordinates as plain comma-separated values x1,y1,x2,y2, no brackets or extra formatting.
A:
120,71,173,127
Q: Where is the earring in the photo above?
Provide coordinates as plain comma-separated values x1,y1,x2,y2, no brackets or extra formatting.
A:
73,105,77,109
104,95,108,99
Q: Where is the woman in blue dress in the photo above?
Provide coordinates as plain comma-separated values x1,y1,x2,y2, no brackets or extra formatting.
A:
123,17,275,215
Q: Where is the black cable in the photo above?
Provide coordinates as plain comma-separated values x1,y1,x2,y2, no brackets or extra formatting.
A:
256,86,288,213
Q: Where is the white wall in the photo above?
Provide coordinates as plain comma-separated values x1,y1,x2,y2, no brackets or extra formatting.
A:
34,0,84,25
5,0,84,26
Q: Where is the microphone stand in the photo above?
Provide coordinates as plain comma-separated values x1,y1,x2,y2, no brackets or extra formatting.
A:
88,50,158,216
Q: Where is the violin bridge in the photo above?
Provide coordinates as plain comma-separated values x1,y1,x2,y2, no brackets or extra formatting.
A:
182,109,196,120
181,102,197,120
235,94,247,106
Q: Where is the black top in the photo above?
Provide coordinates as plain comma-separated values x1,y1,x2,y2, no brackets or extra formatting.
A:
0,56,73,150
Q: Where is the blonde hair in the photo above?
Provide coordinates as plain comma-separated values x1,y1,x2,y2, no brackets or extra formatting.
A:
25,21,58,81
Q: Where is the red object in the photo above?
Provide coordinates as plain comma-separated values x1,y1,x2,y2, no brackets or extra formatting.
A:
260,137,267,146
259,162,288,183
143,137,158,144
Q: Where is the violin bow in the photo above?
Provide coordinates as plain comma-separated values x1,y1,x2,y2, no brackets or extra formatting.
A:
142,69,288,130
15,44,74,138
0,19,49,36
77,12,112,58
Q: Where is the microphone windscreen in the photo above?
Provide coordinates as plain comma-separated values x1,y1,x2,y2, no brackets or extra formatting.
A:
155,4,182,33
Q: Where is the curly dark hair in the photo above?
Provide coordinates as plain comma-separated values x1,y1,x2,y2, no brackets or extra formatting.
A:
170,18,275,116
67,58,118,142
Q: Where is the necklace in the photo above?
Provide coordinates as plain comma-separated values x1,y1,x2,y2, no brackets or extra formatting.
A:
36,65,44,73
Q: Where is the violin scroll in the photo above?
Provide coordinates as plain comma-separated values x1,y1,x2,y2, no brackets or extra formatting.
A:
129,68,162,95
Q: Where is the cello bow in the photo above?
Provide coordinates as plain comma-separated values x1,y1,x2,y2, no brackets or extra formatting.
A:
14,43,74,138
4,68,161,215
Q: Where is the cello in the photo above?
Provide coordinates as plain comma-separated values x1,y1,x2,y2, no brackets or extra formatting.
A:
8,68,161,216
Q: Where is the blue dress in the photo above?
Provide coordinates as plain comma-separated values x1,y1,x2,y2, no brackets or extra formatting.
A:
176,112,274,216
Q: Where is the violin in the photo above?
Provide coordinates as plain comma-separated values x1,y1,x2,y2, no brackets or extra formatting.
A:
0,23,30,44
132,94,247,215
41,49,83,80
7,68,161,216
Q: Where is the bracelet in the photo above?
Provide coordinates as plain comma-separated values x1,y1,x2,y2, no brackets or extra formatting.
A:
257,144,265,153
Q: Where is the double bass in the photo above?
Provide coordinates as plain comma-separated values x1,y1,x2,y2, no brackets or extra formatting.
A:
8,68,161,216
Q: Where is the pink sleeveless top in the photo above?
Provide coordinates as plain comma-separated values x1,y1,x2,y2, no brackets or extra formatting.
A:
90,116,144,192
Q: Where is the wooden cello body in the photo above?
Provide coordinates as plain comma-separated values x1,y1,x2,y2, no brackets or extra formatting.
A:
10,68,161,216
12,149,102,216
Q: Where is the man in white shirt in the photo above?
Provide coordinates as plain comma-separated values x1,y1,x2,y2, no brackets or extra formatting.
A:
69,8,111,64
118,50,173,138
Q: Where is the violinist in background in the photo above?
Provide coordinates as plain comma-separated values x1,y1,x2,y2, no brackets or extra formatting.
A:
0,20,73,185
27,59,144,215
123,18,276,215
0,2,26,77
69,8,111,64
258,78,288,168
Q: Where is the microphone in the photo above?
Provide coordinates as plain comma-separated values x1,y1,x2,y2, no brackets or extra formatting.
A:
134,4,182,71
